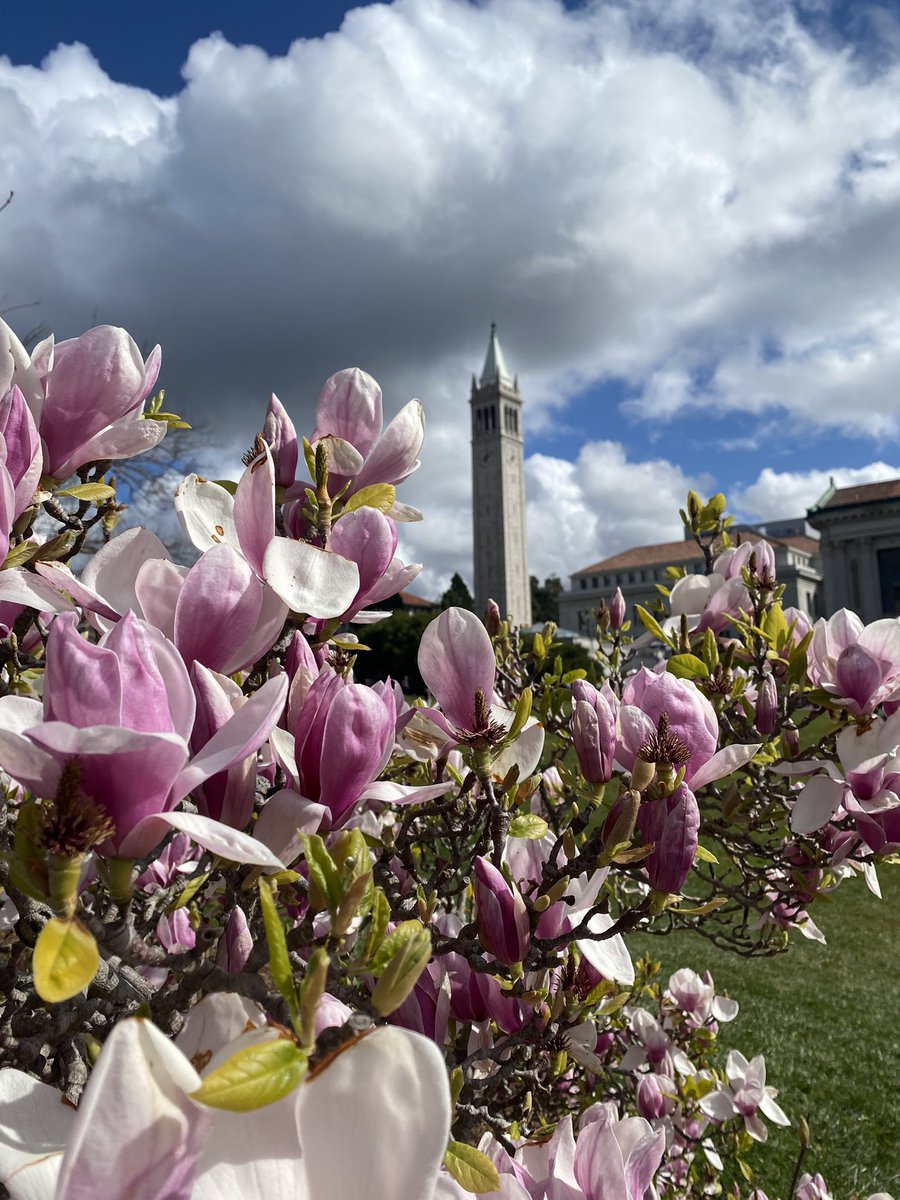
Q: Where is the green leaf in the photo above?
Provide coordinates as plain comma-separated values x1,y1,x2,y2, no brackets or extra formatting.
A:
508,813,549,840
370,921,431,1016
298,947,329,1051
693,844,719,864
360,887,391,967
443,1142,501,1194
33,916,99,1003
341,483,396,515
667,653,709,680
31,531,76,563
502,686,533,749
166,869,212,911
300,834,343,915
2,540,40,569
635,605,670,645
258,879,300,1028
212,479,239,495
191,1035,308,1111
55,483,115,503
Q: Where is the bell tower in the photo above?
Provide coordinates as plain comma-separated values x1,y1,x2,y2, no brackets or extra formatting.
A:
470,324,532,625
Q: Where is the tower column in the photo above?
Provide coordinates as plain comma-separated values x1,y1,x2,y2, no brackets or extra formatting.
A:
470,324,532,625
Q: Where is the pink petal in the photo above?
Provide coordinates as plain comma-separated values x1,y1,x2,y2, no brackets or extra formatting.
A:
417,607,496,732
262,537,360,619
233,443,276,578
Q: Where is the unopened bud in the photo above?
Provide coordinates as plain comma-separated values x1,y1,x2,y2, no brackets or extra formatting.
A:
600,791,640,860
48,852,84,919
485,599,502,637
797,1114,811,1150
781,719,800,759
631,757,657,794
755,673,778,736
609,588,626,631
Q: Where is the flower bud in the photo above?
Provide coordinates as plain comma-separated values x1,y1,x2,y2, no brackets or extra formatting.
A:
781,719,800,760
755,673,778,736
600,790,640,863
637,784,700,894
631,756,657,794
609,587,626,631
473,856,530,966
570,680,616,785
485,599,503,637
216,904,253,974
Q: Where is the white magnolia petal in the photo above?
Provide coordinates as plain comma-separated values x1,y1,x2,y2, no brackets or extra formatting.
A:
0,569,77,614
175,474,238,554
149,811,286,870
313,435,364,476
175,994,266,1067
760,1092,791,1126
298,1027,450,1200
0,1070,74,1200
690,743,761,790
790,775,845,835
359,779,456,806
698,1088,738,1122
56,1018,212,1200
489,718,545,784
269,725,299,786
263,537,360,620
576,913,635,986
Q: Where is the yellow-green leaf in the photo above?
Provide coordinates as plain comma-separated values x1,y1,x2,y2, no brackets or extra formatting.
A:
694,844,719,865
370,921,431,1016
635,605,669,645
667,654,709,680
508,814,549,840
443,1142,501,1194
2,540,39,569
33,916,99,1003
166,869,212,911
258,879,300,1027
191,1036,307,1111
55,483,115,503
342,483,396,515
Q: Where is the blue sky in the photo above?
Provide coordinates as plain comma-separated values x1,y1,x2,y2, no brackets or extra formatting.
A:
3,0,900,593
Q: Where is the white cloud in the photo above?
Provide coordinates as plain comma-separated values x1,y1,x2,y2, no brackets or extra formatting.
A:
732,461,900,521
526,442,711,582
3,1,900,588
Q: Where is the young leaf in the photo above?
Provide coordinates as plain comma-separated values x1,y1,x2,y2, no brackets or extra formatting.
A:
507,813,549,840
301,833,343,915
55,483,116,503
33,916,99,1003
341,483,396,515
191,1036,308,1111
443,1143,501,1194
635,605,670,645
667,653,709,680
258,879,300,1028
370,921,431,1016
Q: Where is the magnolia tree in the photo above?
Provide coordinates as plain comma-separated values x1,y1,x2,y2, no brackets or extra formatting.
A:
0,318,896,1200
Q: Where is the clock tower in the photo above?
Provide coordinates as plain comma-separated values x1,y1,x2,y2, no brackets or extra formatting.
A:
470,324,532,625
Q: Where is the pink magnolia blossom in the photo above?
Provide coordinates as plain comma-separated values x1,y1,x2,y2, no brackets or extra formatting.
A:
807,609,900,715
418,606,497,736
637,784,701,894
699,1050,790,1141
473,856,530,966
13,323,168,480
0,611,287,857
570,679,616,785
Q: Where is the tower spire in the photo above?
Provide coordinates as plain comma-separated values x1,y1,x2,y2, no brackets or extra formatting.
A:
480,321,513,388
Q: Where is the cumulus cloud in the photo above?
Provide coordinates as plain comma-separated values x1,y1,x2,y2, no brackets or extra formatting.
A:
3,0,900,589
732,461,900,522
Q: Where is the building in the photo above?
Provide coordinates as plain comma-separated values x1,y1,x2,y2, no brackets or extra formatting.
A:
808,478,900,622
470,324,532,625
559,529,822,637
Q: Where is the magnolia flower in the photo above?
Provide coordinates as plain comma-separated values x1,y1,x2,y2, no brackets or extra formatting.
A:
807,609,900,715
699,1050,790,1141
0,996,451,1200
473,856,530,966
0,320,168,480
665,968,739,1024
0,611,287,858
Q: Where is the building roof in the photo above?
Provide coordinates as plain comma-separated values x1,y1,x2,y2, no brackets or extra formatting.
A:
572,531,819,576
479,322,513,388
397,590,437,609
815,478,900,510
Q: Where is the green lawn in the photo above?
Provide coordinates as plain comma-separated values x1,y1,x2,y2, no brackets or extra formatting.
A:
630,869,900,1199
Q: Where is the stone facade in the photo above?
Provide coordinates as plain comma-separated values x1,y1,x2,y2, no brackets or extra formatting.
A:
559,529,822,637
471,325,532,625
807,479,900,622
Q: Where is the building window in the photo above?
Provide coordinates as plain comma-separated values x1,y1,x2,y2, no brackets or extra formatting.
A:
878,547,900,615
580,578,587,590
591,576,598,588
850,559,861,609
628,572,635,583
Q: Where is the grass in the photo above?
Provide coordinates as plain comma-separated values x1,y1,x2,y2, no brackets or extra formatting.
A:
629,869,900,1198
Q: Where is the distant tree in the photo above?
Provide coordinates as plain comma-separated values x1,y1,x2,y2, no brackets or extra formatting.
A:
439,572,474,611
357,610,436,695
530,574,563,624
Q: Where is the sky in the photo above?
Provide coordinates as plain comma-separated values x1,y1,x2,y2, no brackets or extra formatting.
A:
4,0,900,601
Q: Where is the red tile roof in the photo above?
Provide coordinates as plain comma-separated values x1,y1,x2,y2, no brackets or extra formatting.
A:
573,531,819,575
397,590,437,608
820,479,900,508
